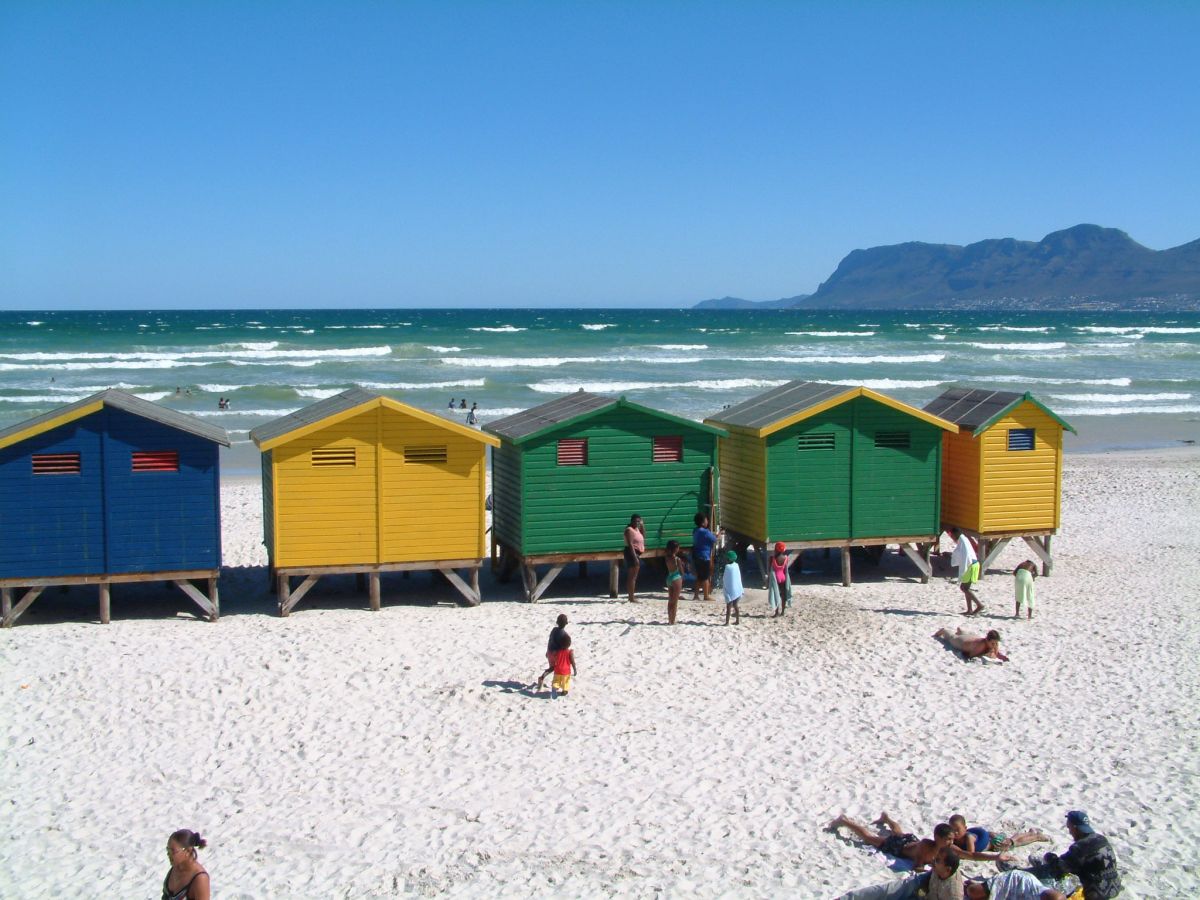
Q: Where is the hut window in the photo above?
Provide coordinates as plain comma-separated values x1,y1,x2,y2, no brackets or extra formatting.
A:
874,431,910,450
1007,428,1035,451
132,451,179,472
32,452,81,475
311,447,356,467
797,433,836,451
556,438,588,466
652,435,683,463
405,445,448,464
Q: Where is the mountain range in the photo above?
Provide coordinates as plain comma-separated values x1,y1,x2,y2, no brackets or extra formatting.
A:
694,225,1200,310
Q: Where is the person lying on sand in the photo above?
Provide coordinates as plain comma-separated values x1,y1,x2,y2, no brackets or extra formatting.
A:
827,813,954,869
833,850,963,900
949,814,1050,855
965,870,1066,900
933,627,1009,662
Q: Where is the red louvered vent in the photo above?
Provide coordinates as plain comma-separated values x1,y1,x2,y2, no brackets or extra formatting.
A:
556,438,588,466
132,451,179,472
32,453,81,475
652,435,683,463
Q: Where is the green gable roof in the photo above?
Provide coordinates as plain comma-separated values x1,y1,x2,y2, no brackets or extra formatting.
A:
924,388,1076,435
484,391,727,444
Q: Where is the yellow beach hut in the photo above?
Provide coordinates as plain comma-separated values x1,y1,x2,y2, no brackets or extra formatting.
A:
250,389,499,614
923,388,1076,575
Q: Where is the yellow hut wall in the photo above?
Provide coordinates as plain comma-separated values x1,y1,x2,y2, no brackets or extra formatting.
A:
939,428,983,532
272,410,379,567
978,402,1063,532
716,430,767,541
379,408,486,562
271,407,488,567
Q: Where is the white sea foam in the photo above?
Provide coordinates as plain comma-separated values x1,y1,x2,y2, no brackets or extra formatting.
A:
650,344,708,351
821,379,946,389
448,355,703,368
964,341,1068,351
197,384,242,393
734,353,946,365
529,378,789,394
0,394,94,403
191,408,297,417
581,324,614,331
0,345,392,362
426,346,465,353
468,325,527,333
1051,392,1192,403
976,325,1055,332
353,325,387,329
930,335,947,341
357,378,486,390
134,391,172,401
1054,404,1200,416
0,360,209,371
296,388,347,400
238,342,280,351
1076,325,1200,335
26,321,44,326
784,330,876,337
473,407,527,417
983,375,1134,386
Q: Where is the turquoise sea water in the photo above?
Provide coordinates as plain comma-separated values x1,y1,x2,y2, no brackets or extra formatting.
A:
2,308,1198,471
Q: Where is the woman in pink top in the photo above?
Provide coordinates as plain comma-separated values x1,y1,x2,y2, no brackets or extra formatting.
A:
768,542,791,618
623,514,646,602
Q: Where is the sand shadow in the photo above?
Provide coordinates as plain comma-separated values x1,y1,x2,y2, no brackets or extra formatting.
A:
481,679,553,700
866,607,946,618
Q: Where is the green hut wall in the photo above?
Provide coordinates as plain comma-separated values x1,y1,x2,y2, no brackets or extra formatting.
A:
492,406,719,556
761,396,943,542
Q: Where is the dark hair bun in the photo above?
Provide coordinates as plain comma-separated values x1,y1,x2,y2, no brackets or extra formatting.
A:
191,832,207,849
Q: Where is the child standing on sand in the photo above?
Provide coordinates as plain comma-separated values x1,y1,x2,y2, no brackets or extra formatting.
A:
664,539,684,625
536,614,570,691
550,634,577,698
767,541,791,618
723,550,743,625
1013,559,1038,618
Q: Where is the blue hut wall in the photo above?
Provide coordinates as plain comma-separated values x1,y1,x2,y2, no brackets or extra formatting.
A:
0,417,105,578
0,407,221,580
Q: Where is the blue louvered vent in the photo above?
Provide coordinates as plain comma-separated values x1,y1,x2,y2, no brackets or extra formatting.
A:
1007,428,1035,451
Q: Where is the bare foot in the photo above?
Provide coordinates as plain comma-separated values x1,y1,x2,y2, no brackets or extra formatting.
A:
827,816,846,831
871,813,889,826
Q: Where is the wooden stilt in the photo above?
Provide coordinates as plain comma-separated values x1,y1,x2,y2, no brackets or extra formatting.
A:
521,565,537,602
208,576,219,622
2,587,44,628
752,545,769,587
840,548,852,587
1023,534,1054,576
899,543,932,583
530,564,566,603
278,574,291,616
609,560,620,598
441,567,480,606
281,575,320,615
369,572,381,611
173,579,216,620
99,582,111,624
1,587,11,622
470,566,481,605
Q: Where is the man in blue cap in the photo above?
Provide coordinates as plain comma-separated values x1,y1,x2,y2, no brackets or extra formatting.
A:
1035,810,1123,899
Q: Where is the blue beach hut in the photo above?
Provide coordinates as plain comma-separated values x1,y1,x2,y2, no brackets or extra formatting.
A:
0,390,230,626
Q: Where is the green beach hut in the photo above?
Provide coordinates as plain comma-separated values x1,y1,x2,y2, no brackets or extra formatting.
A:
704,381,958,586
484,391,727,601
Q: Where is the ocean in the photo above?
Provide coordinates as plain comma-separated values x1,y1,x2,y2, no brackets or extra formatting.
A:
2,308,1198,472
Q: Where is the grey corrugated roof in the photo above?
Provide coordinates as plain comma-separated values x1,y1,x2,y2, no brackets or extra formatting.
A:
923,388,1023,433
249,387,378,446
0,389,230,447
705,381,849,430
483,390,616,441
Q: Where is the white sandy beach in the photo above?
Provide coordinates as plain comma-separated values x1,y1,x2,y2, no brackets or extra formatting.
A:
1,449,1197,898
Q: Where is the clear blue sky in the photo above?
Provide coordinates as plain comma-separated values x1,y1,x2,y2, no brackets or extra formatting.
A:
2,1,1197,309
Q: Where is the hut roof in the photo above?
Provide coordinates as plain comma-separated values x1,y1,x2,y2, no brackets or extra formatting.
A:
705,380,957,437
0,388,231,451
249,388,500,450
483,390,727,444
923,388,1076,435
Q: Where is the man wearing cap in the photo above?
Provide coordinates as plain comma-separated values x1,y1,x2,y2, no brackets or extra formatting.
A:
1035,811,1123,899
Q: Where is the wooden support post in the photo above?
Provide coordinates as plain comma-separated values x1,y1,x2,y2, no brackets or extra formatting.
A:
899,543,932,583
609,560,620,598
752,545,769,587
470,566,481,605
1,587,11,622
369,572,381,611
208,576,219,622
521,565,537,602
173,580,216,620
277,574,291,616
2,586,44,628
99,582,111,624
441,567,481,606
840,547,852,587
979,536,1012,575
530,564,566,603
1022,534,1054,576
